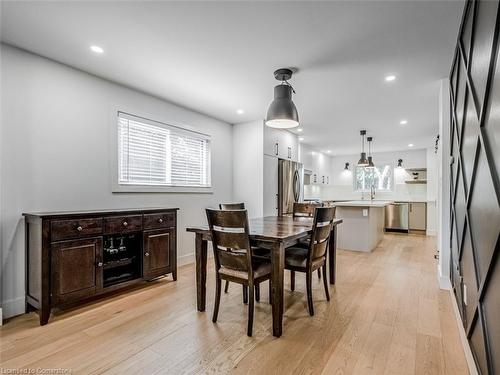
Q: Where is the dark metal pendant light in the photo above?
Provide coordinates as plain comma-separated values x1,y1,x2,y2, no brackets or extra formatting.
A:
265,68,299,129
357,130,369,166
367,136,375,168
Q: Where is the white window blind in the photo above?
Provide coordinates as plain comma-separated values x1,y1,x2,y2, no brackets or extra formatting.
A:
118,112,211,187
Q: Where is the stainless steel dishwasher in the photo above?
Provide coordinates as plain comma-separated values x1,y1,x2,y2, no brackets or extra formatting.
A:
385,202,409,232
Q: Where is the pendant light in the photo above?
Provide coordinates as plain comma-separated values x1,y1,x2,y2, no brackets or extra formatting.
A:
397,159,403,168
357,130,369,166
344,162,350,170
265,68,299,129
367,136,375,168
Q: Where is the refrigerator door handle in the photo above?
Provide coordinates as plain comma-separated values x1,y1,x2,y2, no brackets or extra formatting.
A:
293,170,300,202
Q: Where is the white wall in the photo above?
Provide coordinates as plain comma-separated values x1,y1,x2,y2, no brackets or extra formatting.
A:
323,149,428,202
438,78,451,289
232,120,263,218
426,147,438,236
0,44,234,318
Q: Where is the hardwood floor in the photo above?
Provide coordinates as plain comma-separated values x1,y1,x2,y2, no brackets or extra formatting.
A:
0,234,469,374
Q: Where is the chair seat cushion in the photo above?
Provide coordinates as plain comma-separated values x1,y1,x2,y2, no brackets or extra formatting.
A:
219,260,271,280
285,246,325,270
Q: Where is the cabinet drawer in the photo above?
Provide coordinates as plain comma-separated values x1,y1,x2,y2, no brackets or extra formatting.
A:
51,218,103,241
103,215,142,234
143,212,175,230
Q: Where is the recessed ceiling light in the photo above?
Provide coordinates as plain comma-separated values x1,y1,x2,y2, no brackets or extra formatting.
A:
236,109,244,115
299,137,304,141
400,120,408,125
90,45,104,54
408,143,414,147
297,128,303,132
326,150,331,153
385,75,396,82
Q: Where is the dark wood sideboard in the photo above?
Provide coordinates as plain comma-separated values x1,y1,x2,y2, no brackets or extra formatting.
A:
23,208,178,325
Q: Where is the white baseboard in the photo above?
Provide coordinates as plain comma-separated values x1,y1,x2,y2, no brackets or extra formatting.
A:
450,290,479,375
438,264,452,290
2,296,25,319
178,251,213,267
426,230,437,236
0,307,3,326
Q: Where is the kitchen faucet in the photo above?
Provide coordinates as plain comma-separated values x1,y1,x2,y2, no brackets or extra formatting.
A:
370,185,376,201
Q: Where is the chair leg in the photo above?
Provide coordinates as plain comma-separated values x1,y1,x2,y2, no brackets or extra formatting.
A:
213,276,222,323
243,285,248,304
290,270,295,291
306,271,314,316
247,284,255,337
322,263,330,301
224,280,229,293
268,280,272,304
318,267,322,279
255,283,260,302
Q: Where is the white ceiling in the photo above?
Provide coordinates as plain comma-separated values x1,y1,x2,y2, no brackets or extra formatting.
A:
1,0,463,155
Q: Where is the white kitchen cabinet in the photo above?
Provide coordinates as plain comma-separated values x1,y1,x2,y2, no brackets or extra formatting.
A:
263,155,279,216
263,126,298,161
310,150,331,185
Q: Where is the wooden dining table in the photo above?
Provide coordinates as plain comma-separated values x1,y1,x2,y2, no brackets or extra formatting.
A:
186,215,343,337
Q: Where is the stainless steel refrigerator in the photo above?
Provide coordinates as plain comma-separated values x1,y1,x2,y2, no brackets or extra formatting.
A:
278,159,304,216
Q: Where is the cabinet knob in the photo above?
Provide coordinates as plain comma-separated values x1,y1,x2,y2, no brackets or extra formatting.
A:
122,221,128,227
145,252,150,257
158,218,163,224
76,226,83,232
97,262,103,267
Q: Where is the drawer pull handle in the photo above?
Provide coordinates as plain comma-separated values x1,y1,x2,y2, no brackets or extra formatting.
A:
145,252,150,257
158,218,164,224
123,221,128,227
76,226,83,232
97,262,103,267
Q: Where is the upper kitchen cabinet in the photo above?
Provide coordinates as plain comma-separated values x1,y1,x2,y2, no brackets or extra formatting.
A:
264,125,298,162
299,143,331,185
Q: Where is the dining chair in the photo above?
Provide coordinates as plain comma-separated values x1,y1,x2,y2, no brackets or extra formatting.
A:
285,206,336,316
206,208,272,336
293,201,323,279
292,202,321,217
219,203,270,297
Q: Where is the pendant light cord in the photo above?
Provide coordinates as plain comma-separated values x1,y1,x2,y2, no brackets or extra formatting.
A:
281,79,296,94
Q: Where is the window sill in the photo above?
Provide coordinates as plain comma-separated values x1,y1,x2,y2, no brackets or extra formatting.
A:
112,184,213,194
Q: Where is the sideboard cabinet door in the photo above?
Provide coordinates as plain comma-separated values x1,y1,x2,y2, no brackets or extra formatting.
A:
143,228,174,280
51,237,103,305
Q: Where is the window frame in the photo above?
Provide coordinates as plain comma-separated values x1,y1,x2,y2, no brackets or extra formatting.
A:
110,108,213,194
353,164,394,193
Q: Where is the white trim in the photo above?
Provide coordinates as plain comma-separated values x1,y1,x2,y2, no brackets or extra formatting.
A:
426,230,437,236
2,296,25,319
0,308,3,326
177,251,213,267
438,264,452,290
449,290,479,375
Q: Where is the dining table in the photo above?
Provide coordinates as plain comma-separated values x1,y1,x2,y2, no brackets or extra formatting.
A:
186,215,343,337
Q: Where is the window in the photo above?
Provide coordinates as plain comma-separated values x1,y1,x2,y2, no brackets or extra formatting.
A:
354,165,393,192
117,112,211,189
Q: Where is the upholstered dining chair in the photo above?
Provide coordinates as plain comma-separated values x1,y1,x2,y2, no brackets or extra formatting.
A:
219,203,270,298
206,208,271,336
285,206,336,316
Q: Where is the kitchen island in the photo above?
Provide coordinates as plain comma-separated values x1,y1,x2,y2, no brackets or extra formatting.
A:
334,200,393,252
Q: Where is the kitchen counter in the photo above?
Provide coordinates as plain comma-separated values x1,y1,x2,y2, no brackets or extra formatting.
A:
335,201,389,252
333,200,393,207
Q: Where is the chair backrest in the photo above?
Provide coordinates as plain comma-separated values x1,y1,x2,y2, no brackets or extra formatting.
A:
307,207,337,263
293,202,321,217
219,202,245,210
206,208,253,277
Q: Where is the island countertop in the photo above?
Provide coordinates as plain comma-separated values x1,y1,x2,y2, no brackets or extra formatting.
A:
333,200,394,208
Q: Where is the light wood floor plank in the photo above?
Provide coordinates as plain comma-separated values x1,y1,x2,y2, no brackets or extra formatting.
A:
0,234,468,375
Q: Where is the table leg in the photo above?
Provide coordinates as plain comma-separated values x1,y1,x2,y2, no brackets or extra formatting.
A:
329,226,337,285
271,241,284,337
195,233,208,312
